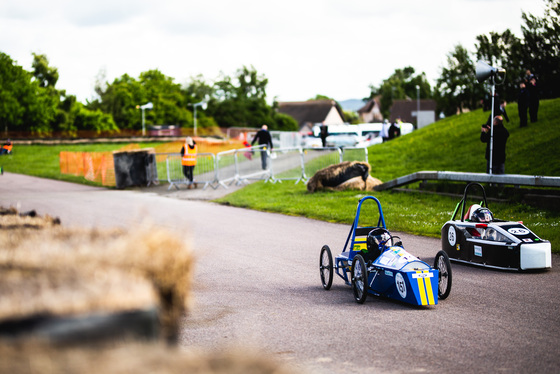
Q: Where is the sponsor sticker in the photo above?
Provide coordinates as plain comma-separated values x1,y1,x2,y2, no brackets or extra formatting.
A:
395,273,407,299
412,272,434,279
385,270,393,277
448,225,457,246
474,245,482,257
353,242,367,251
508,227,529,236
522,238,533,242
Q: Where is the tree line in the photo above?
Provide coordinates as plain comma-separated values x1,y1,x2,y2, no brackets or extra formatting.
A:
0,0,557,137
361,0,558,118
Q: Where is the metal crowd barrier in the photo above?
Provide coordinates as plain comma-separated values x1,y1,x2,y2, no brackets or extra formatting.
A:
341,147,368,163
216,146,270,188
154,152,172,184
166,152,217,190
146,152,159,186
159,146,370,190
268,147,305,183
301,147,343,181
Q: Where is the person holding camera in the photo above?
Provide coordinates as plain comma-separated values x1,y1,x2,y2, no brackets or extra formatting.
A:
480,115,509,174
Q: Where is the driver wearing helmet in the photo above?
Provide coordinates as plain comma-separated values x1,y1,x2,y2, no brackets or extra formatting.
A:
470,206,493,223
365,228,391,261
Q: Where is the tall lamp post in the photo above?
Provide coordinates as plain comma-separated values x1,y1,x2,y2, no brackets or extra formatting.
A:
189,99,208,137
136,102,153,136
475,60,506,175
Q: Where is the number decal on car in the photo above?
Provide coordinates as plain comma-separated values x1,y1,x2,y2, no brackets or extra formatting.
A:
395,273,407,298
508,228,529,236
448,226,456,246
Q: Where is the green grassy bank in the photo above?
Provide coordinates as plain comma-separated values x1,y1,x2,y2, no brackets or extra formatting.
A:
216,99,560,252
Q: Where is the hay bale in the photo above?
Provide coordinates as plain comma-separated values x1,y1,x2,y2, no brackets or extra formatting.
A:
0,208,304,374
0,207,193,345
306,161,382,192
0,341,301,374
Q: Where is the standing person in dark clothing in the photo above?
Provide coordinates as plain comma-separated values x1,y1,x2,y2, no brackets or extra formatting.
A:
525,70,539,123
485,97,509,127
319,123,329,147
389,121,401,140
518,81,529,127
251,124,273,170
481,115,509,175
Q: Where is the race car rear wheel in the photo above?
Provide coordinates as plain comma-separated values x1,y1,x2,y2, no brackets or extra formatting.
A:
320,245,334,290
351,254,368,304
434,250,452,300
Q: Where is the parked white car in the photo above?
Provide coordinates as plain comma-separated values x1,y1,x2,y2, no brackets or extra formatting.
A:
326,133,361,148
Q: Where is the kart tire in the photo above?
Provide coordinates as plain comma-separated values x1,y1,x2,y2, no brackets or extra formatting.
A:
320,245,334,290
434,250,452,300
351,254,368,304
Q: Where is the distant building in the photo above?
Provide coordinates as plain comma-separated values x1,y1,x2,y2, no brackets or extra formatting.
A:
357,98,383,123
147,125,181,136
390,99,437,128
276,100,346,133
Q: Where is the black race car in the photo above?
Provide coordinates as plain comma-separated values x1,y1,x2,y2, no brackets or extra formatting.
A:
441,183,551,271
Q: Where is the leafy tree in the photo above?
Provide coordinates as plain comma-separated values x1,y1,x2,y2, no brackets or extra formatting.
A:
344,110,359,124
72,103,118,134
184,74,214,101
31,53,59,88
0,52,56,135
311,94,334,101
30,53,77,134
92,69,219,133
368,66,431,118
436,45,484,116
273,112,299,131
475,30,524,103
140,69,191,127
207,65,284,129
89,73,144,129
520,0,560,99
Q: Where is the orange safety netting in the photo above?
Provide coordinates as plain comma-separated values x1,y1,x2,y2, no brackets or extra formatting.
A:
58,139,245,186
59,151,117,186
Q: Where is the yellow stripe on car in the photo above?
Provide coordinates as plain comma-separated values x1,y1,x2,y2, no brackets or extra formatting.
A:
413,271,435,305
424,271,435,305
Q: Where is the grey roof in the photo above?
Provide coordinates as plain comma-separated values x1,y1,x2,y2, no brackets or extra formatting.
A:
357,98,378,114
390,99,437,122
277,100,345,128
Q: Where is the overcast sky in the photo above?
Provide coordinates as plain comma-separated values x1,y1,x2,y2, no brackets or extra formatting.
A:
0,0,546,104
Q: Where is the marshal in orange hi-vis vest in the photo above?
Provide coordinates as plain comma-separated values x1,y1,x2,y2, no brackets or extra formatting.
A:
181,144,197,166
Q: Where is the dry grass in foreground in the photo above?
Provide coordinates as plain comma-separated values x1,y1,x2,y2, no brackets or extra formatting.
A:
0,207,303,374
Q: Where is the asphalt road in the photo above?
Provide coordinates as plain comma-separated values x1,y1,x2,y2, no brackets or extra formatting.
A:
1,173,559,374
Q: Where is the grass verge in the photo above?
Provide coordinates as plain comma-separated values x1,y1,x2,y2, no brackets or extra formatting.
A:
214,181,560,253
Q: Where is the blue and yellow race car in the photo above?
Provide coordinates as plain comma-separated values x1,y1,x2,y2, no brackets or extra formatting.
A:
320,196,452,305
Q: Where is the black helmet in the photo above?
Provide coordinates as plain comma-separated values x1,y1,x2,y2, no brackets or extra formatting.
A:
471,207,493,223
367,228,391,259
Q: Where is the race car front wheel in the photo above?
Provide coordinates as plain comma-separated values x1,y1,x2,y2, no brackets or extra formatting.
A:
434,250,452,300
351,254,368,304
320,245,333,290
